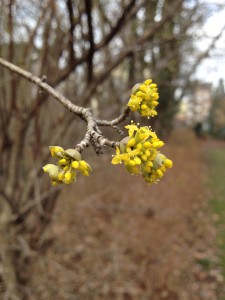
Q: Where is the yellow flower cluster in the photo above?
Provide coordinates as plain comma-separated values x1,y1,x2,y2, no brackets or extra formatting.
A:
111,123,173,184
127,79,159,117
43,146,92,186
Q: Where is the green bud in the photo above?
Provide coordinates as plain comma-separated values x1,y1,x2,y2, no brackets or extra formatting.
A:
131,83,141,94
153,153,164,168
64,149,81,161
43,164,59,180
119,136,130,152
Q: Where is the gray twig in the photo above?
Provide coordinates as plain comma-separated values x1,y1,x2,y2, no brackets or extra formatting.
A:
0,57,130,153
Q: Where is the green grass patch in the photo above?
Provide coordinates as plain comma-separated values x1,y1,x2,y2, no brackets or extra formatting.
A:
207,147,225,277
195,257,212,270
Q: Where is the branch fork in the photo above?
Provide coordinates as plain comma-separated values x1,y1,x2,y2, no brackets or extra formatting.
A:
0,57,129,155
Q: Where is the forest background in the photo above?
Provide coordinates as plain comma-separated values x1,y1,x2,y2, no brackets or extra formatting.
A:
1,0,225,299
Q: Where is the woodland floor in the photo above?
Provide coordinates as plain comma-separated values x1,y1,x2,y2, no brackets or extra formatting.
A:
31,129,225,300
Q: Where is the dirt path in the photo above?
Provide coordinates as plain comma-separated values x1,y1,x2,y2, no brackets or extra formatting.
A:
32,130,225,299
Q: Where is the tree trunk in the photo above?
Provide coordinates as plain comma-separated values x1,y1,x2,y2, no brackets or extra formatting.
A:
0,203,26,300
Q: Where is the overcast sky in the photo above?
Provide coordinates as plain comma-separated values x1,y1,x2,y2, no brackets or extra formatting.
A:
196,0,225,86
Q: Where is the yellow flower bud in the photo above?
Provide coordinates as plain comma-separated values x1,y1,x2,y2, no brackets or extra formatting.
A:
145,149,150,157
79,160,92,175
134,157,141,165
152,101,159,107
156,169,163,178
128,160,136,166
152,92,159,98
136,91,145,97
150,83,157,88
65,172,72,180
127,138,136,147
136,143,142,150
141,104,147,110
79,160,88,169
59,158,67,165
52,181,59,186
160,165,166,172
72,161,79,169
164,159,173,168
144,79,152,85
139,84,147,92
63,165,69,171
141,155,147,161
146,161,153,167
49,146,64,157
111,121,172,184
153,141,164,148
143,141,151,149
58,173,64,181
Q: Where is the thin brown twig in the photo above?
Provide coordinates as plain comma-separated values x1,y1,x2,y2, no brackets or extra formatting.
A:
85,0,94,83
66,0,76,65
96,107,130,126
0,190,14,210
0,57,129,154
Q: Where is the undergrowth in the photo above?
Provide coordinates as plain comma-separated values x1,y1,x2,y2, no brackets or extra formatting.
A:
208,147,225,279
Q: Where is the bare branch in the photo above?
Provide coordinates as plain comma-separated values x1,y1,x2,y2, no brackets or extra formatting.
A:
0,58,129,155
95,0,136,51
179,22,225,100
8,0,17,112
85,0,95,83
0,57,84,116
66,0,76,65
138,0,184,45
97,107,130,126
0,190,14,211
12,186,62,221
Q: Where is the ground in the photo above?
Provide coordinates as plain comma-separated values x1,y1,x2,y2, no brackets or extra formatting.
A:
31,129,225,300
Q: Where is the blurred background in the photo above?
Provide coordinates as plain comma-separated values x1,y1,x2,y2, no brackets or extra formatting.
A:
0,0,225,299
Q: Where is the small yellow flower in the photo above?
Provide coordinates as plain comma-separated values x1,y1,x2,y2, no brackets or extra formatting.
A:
125,123,139,137
63,171,76,184
111,122,173,184
78,160,92,176
134,157,141,165
43,146,92,185
164,159,173,168
58,158,67,165
72,161,79,169
49,146,64,158
141,152,173,184
127,138,136,147
152,141,164,148
127,79,159,118
58,173,64,181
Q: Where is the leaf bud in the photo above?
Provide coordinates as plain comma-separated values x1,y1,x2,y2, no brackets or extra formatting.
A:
65,149,81,161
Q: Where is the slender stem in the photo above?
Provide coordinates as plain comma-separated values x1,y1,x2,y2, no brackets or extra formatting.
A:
0,57,84,116
0,57,130,153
